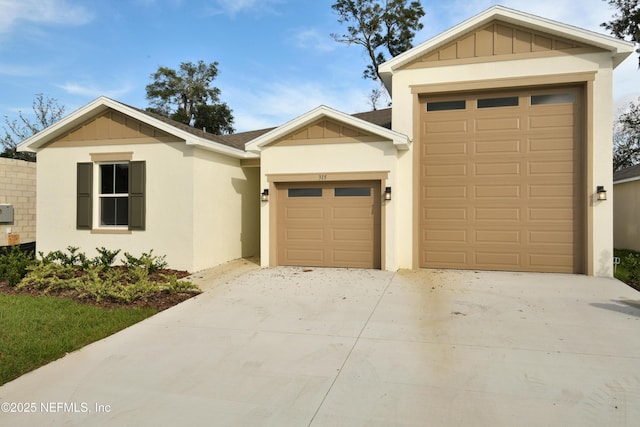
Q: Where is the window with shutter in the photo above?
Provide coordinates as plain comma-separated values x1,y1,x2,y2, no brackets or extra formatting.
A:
76,160,145,231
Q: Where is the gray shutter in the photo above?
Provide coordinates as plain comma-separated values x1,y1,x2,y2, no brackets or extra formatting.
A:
128,161,146,230
77,163,93,230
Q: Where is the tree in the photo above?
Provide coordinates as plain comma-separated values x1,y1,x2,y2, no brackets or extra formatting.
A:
1,94,65,161
602,1,640,59
614,101,640,171
145,60,234,134
331,0,425,83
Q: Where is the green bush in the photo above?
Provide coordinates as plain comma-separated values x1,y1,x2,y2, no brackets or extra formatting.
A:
624,252,640,284
0,246,36,286
91,247,121,268
38,246,90,269
122,250,167,273
18,253,200,304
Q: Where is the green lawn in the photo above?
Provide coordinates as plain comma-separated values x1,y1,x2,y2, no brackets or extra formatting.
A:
0,294,156,385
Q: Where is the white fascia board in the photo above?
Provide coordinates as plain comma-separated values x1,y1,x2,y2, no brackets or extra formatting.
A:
614,176,640,185
17,96,112,153
17,96,250,159
245,105,410,153
379,5,634,88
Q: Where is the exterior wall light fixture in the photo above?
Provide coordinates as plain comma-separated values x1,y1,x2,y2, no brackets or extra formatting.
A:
385,187,392,201
596,186,607,201
261,189,269,202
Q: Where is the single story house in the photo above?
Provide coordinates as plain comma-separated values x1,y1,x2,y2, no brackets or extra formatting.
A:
613,164,640,252
18,6,634,276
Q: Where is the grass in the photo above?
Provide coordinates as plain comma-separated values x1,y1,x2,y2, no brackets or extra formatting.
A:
0,293,156,386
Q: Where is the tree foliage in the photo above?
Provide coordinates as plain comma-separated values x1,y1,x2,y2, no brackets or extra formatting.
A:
602,0,640,58
145,60,234,134
331,0,425,83
614,101,640,171
1,94,65,161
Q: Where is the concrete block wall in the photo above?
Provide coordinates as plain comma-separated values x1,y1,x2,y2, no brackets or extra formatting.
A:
0,158,36,245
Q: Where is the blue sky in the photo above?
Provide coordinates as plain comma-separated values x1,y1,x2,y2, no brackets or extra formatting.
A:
1,0,638,133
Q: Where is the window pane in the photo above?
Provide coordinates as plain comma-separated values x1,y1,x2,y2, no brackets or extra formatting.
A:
100,198,116,225
116,197,128,225
100,164,114,194
100,197,128,226
335,187,371,197
114,164,129,194
477,97,519,108
531,93,576,105
427,100,466,112
288,188,322,197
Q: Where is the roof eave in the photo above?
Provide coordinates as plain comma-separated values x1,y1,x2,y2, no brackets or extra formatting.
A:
378,5,635,78
614,176,640,185
245,105,410,152
17,96,250,159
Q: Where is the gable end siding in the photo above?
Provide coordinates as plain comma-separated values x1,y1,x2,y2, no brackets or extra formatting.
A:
49,109,183,148
406,21,596,69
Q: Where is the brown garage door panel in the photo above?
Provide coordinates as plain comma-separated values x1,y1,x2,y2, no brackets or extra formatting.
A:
284,249,325,264
420,87,584,273
277,181,381,268
285,228,324,241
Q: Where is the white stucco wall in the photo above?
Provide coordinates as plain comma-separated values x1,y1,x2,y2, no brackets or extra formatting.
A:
37,142,197,271
259,141,408,271
389,51,617,276
192,148,260,272
613,180,640,252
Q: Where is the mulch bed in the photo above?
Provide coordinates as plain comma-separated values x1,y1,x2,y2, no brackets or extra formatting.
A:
0,269,201,312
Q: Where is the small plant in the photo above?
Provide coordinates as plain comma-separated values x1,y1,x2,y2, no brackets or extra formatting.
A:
163,274,198,294
91,247,121,268
0,245,36,286
38,246,90,269
122,250,167,273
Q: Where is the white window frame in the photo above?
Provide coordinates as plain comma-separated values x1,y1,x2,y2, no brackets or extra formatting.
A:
95,162,129,229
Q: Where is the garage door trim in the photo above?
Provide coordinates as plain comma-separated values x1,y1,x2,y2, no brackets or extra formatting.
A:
267,171,389,269
415,85,586,273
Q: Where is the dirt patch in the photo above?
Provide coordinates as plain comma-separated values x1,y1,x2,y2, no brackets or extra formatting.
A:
0,268,200,312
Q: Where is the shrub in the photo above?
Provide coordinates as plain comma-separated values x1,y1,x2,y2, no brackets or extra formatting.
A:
91,247,121,268
0,245,36,286
38,246,90,269
122,250,167,273
624,253,640,284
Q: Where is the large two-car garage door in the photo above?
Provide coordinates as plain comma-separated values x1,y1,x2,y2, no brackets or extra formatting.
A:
277,181,381,268
420,87,584,273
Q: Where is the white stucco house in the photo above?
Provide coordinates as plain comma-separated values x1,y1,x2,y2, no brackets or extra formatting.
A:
613,164,640,252
18,6,634,276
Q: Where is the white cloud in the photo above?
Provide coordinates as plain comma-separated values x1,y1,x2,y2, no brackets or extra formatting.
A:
207,0,283,16
0,0,93,33
57,81,134,99
227,78,374,132
292,28,336,53
0,63,49,77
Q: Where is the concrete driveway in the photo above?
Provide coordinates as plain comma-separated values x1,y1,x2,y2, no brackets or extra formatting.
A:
1,260,639,426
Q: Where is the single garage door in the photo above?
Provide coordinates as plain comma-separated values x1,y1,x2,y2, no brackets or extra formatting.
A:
420,87,584,273
277,181,381,268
